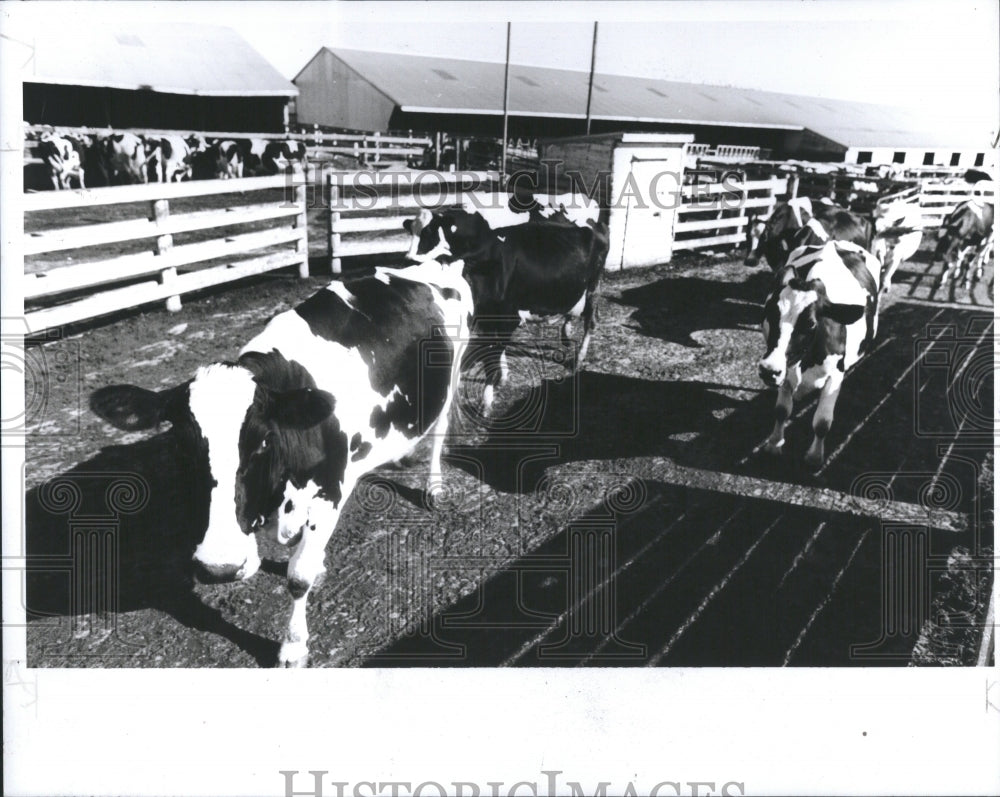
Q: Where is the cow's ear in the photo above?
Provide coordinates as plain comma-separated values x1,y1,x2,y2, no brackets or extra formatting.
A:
821,302,865,326
268,388,335,429
402,219,414,234
90,383,186,430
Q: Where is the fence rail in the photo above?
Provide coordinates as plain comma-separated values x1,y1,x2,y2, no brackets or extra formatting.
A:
24,176,308,333
326,170,501,272
672,176,787,252
918,180,995,226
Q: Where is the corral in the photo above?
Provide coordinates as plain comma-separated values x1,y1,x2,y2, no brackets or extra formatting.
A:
21,175,994,665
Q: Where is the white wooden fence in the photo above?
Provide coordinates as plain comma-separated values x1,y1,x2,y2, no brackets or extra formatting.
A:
326,170,501,273
918,179,995,226
672,175,788,252
24,176,308,333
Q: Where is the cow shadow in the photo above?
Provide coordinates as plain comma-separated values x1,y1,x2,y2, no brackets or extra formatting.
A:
446,370,761,494
23,431,280,666
610,269,774,348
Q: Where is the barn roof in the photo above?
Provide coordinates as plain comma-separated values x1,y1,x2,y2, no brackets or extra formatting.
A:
310,48,974,149
26,23,297,97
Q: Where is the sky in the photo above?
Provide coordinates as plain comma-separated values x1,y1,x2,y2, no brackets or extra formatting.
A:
3,0,998,139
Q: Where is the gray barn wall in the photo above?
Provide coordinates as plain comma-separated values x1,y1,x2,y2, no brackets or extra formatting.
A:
295,50,397,131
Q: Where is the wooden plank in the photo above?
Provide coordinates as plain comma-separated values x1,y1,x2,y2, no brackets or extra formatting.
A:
674,216,749,233
331,215,413,234
26,226,303,299
26,250,303,334
24,203,302,255
672,232,745,251
22,175,292,211
333,237,409,258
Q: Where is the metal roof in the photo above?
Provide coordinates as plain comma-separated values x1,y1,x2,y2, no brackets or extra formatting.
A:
315,48,975,149
27,23,297,97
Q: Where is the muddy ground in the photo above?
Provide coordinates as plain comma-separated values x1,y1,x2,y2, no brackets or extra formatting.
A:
20,228,995,668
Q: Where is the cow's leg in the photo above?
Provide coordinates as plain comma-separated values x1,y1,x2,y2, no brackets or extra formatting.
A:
764,368,799,455
481,343,503,416
576,293,598,367
805,373,842,471
278,483,353,668
427,338,465,497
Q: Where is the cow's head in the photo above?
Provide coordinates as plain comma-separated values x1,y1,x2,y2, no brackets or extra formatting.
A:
404,208,491,263
90,358,335,583
745,200,810,269
758,269,865,387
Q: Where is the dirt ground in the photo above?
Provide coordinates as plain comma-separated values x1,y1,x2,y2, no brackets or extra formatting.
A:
20,231,995,668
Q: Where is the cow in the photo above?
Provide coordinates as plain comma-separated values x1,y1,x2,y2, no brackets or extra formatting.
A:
871,195,924,295
146,135,192,183
462,187,601,229
933,193,995,288
745,197,874,270
404,207,610,413
237,139,305,176
757,239,881,471
89,262,472,667
204,139,243,179
104,132,147,184
37,132,86,190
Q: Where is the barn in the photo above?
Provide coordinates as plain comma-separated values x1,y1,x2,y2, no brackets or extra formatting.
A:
23,23,297,132
294,48,994,167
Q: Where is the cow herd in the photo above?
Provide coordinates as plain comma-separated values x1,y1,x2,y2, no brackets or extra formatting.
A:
85,168,992,666
30,129,307,190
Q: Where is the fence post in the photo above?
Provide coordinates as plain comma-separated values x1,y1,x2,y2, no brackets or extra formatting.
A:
294,176,309,278
151,198,181,312
373,131,381,164
786,173,800,199
328,172,342,275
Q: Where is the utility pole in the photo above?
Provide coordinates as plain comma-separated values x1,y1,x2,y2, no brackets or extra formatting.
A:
501,22,512,182
584,21,598,135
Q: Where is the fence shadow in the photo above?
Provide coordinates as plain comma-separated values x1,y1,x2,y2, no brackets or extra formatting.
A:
610,269,775,348
23,431,280,666
447,370,752,494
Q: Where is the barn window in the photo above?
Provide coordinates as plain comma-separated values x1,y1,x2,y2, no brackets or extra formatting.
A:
432,69,457,81
975,153,985,166
856,151,873,164
516,76,540,87
923,152,935,165
950,152,961,166
892,151,906,164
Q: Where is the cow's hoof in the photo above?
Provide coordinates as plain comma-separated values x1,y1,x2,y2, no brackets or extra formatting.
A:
804,451,824,473
278,641,309,668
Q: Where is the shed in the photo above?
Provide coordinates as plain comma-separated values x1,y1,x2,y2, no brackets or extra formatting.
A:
541,132,693,270
23,24,297,132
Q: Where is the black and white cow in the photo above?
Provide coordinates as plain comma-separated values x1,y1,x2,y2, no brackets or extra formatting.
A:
758,240,881,470
37,132,86,190
871,196,923,295
745,197,874,270
933,193,994,288
89,263,472,666
404,207,609,413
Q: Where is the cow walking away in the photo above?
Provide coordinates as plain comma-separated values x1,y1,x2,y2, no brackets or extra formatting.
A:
757,240,881,471
404,206,610,414
871,194,924,295
745,196,874,270
89,263,472,667
37,132,86,190
933,190,995,289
